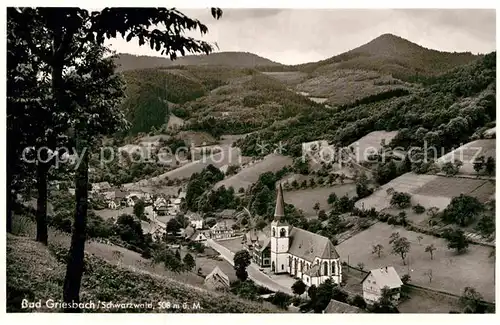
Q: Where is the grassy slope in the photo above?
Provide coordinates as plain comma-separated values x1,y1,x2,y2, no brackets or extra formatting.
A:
6,234,276,313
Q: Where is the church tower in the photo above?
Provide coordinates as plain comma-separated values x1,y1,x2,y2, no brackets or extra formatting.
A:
270,183,290,274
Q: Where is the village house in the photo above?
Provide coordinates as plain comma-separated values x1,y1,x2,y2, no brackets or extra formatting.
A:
189,230,210,245
204,266,231,291
91,181,111,194
126,195,141,207
323,299,364,313
210,219,235,240
186,212,204,229
243,228,271,268
114,190,128,207
108,201,118,209
269,184,342,287
361,266,403,304
217,209,237,219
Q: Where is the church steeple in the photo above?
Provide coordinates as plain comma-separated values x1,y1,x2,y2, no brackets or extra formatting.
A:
274,183,285,220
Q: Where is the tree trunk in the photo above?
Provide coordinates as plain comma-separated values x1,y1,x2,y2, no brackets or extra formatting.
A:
36,160,49,245
63,134,88,313
7,163,13,234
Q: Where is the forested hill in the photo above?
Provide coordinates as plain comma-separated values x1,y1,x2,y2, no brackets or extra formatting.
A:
237,52,496,157
114,34,489,138
115,52,282,72
264,33,480,82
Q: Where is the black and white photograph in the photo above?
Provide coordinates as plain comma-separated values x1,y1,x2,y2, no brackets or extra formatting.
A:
3,3,497,316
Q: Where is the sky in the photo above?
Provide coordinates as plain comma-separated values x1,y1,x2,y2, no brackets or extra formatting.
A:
106,9,496,65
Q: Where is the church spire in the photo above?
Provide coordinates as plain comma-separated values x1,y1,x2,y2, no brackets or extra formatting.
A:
274,183,285,220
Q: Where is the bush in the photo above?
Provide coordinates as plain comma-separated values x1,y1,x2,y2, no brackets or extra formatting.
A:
412,204,426,214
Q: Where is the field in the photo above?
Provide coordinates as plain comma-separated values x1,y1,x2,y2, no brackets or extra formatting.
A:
217,237,245,254
284,184,357,217
336,222,495,302
436,139,496,175
94,207,133,220
348,130,399,162
261,71,308,85
295,69,406,106
355,172,495,211
214,153,293,191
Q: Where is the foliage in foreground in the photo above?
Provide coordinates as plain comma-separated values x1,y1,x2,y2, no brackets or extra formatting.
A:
6,234,275,313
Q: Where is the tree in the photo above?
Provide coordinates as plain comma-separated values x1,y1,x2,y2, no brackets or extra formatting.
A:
484,157,495,176
459,287,486,313
307,285,317,300
417,235,424,245
400,274,411,285
183,253,195,271
350,294,367,309
424,269,433,283
475,214,495,236
390,233,411,265
327,193,338,206
10,7,223,311
372,244,384,258
390,191,412,209
318,209,327,221
233,250,251,282
313,279,334,313
313,202,320,215
425,244,436,260
291,279,306,297
356,172,372,199
371,286,399,313
442,161,459,176
166,218,181,235
473,156,485,175
441,194,483,226
133,199,145,219
256,219,267,231
356,262,365,271
443,229,469,254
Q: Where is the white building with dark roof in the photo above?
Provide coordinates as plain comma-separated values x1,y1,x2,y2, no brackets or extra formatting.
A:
362,266,403,304
270,184,342,287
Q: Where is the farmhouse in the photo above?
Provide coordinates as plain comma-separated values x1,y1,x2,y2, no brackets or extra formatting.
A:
362,266,403,304
186,212,204,229
210,220,235,240
190,230,210,244
107,201,118,209
270,184,342,286
91,181,111,193
204,266,231,291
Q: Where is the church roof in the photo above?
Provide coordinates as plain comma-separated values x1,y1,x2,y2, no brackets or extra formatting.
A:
288,227,340,262
303,263,321,277
274,183,285,218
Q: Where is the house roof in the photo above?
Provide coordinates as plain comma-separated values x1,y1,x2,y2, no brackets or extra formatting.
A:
324,300,364,313
218,209,237,218
186,212,203,221
184,226,195,238
288,227,340,262
205,266,230,287
114,190,128,199
190,230,209,240
362,266,403,289
211,219,236,231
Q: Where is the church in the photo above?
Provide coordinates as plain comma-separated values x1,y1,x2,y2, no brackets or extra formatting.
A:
245,184,342,287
